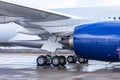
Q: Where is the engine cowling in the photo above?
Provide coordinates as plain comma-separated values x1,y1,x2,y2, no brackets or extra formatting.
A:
74,21,120,62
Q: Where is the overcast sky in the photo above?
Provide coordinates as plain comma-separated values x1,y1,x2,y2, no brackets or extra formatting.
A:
1,0,120,9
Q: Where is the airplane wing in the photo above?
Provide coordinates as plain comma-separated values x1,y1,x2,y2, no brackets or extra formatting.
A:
0,1,80,37
0,1,65,21
14,21,51,40
0,1,79,22
0,1,80,52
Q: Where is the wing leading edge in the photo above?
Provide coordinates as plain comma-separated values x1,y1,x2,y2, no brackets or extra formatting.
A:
0,1,78,22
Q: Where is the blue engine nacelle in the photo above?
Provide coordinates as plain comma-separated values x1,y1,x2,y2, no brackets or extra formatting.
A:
74,21,120,62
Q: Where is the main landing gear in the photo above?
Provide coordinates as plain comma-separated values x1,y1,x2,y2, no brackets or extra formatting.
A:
37,55,88,67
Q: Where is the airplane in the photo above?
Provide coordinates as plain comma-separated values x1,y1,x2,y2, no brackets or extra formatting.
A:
0,1,120,66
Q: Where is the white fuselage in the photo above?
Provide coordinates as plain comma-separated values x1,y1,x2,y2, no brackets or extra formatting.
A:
38,6,120,34
53,6,120,21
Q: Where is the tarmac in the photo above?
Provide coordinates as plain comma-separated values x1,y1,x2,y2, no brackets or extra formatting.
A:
0,53,120,80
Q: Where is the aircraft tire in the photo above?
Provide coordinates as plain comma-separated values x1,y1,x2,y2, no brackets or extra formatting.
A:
51,56,60,66
37,55,47,66
67,55,77,63
59,56,66,66
78,57,88,63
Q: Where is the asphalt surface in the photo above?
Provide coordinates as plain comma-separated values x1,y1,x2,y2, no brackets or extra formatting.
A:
0,53,120,80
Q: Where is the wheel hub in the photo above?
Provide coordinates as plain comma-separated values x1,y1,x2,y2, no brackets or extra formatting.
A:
53,58,59,65
38,58,44,64
68,57,73,62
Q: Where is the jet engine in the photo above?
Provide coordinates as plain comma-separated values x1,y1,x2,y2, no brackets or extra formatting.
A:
60,21,120,62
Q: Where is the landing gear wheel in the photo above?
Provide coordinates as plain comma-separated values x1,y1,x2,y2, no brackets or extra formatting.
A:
37,55,47,66
67,55,77,63
51,56,60,66
78,57,88,63
59,56,66,66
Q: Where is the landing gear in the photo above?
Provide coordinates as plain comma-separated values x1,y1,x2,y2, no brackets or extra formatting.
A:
36,55,88,67
37,55,66,67
67,55,77,63
51,56,66,66
37,55,47,66
78,57,88,64
51,56,60,66
59,56,66,66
